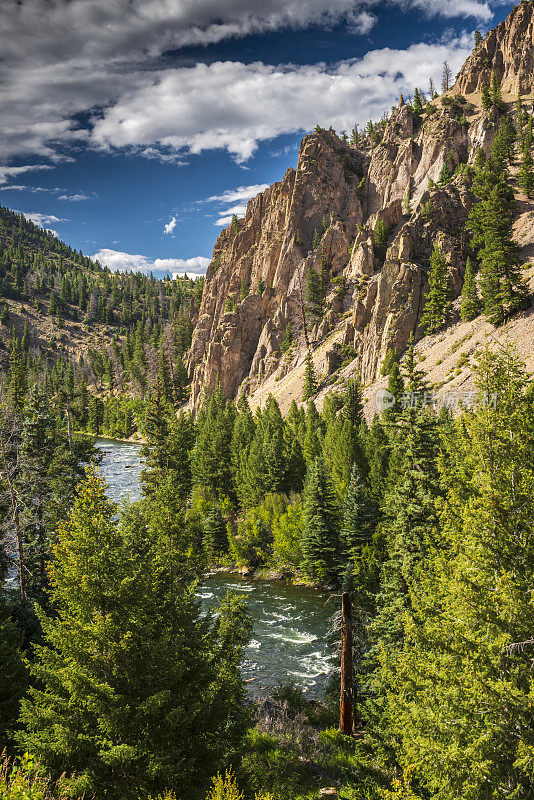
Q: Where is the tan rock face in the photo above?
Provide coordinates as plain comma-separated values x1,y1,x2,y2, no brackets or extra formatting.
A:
188,129,363,403
453,3,534,98
185,5,530,410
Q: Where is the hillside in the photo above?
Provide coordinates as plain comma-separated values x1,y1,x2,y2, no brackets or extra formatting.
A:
0,205,199,433
186,1,534,416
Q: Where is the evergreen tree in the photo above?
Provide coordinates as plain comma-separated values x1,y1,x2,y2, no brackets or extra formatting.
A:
518,142,534,197
18,471,251,800
412,87,423,114
437,161,450,186
386,345,534,799
460,257,482,321
373,217,388,261
157,344,172,402
302,351,317,401
420,241,451,333
301,457,340,583
203,506,228,562
365,415,390,501
490,71,501,105
481,85,492,110
191,387,235,500
280,323,293,354
383,350,404,420
467,173,527,325
364,342,442,733
341,465,377,568
305,266,324,316
0,598,27,748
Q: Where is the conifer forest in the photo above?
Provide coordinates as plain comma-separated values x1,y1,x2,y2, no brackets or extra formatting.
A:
2,3,534,799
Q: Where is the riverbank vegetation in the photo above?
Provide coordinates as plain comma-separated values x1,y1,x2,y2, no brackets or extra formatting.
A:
2,338,534,799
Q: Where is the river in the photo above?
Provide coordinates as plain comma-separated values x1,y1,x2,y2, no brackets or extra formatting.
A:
97,438,335,697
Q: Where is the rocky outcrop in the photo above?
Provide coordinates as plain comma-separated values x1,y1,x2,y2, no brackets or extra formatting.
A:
453,2,534,98
186,4,534,410
188,129,364,403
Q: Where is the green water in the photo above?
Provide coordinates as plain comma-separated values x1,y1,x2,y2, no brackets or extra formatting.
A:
97,438,335,696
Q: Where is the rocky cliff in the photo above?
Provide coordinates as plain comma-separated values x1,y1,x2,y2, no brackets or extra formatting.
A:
187,3,534,412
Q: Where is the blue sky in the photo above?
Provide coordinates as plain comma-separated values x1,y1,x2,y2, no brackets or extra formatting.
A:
0,0,513,277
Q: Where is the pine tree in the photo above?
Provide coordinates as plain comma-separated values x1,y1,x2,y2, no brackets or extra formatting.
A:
467,169,527,325
191,387,235,500
385,345,534,799
437,161,450,185
460,257,481,321
373,217,388,261
518,143,534,197
301,457,340,583
203,506,228,562
19,388,64,597
490,71,501,105
365,342,442,723
412,87,423,114
305,266,324,316
474,29,482,46
341,465,377,568
365,415,390,501
157,344,172,402
18,471,251,800
280,323,293,354
383,350,404,420
481,85,492,111
0,598,27,748
302,350,317,401
420,241,451,333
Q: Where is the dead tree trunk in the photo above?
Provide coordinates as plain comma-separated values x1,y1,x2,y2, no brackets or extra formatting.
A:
340,591,353,735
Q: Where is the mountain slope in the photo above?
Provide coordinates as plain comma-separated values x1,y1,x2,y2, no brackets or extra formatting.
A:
186,2,534,415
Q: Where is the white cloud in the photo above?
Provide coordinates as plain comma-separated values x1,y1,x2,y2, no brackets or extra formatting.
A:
207,184,271,204
0,164,53,185
0,0,492,162
21,211,67,227
92,248,210,275
58,193,91,201
214,204,251,225
164,216,177,235
92,39,472,162
207,183,270,225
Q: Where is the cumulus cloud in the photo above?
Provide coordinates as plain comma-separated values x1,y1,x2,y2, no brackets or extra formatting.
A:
206,183,270,225
0,0,492,163
207,184,271,204
164,216,177,235
58,193,92,201
92,39,472,161
0,164,53,185
92,248,210,276
21,211,67,227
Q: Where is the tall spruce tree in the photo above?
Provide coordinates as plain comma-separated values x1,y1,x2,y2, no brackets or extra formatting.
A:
518,143,534,197
203,505,228,562
385,344,534,799
301,457,340,583
460,257,482,321
302,351,317,401
341,465,377,569
18,471,251,800
365,339,442,720
467,164,527,325
420,241,451,333
0,598,27,749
